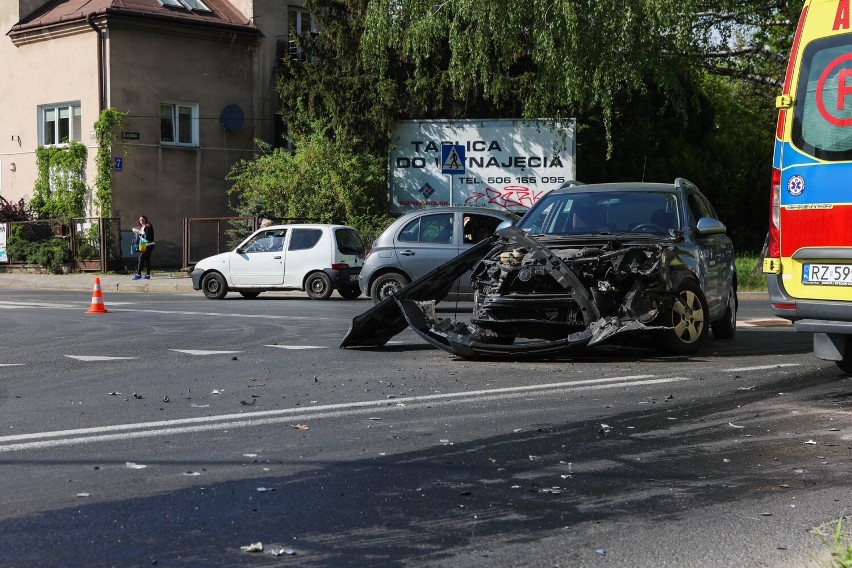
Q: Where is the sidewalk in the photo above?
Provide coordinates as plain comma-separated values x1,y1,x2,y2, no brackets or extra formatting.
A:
0,271,196,293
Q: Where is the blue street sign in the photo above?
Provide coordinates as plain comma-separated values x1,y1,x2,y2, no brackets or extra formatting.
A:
114,157,123,172
441,144,465,174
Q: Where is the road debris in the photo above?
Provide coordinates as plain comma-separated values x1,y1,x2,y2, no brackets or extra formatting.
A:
240,542,263,553
290,424,309,430
126,462,147,469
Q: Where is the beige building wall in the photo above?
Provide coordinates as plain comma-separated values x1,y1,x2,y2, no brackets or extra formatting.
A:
106,21,260,264
0,9,99,209
1,0,312,267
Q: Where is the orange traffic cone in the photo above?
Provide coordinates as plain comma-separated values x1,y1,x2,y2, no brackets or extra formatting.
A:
85,277,109,314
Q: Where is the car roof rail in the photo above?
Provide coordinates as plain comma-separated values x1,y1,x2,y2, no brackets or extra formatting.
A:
674,177,695,190
558,180,585,189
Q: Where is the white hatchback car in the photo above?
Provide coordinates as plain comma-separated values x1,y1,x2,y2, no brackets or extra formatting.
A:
191,224,365,300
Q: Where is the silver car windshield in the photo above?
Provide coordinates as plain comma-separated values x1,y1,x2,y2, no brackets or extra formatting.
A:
518,190,681,236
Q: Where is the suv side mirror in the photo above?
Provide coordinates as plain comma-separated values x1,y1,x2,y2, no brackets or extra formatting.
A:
696,217,726,236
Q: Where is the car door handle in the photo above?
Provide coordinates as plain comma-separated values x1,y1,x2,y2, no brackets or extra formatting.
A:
274,256,282,259
399,250,415,256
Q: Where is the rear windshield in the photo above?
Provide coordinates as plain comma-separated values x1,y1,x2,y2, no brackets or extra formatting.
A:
518,190,681,236
792,34,852,161
335,228,364,255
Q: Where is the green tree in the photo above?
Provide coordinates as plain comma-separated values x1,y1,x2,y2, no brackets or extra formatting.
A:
361,0,802,135
226,123,391,238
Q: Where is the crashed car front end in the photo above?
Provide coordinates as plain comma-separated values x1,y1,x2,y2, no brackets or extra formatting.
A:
342,226,682,359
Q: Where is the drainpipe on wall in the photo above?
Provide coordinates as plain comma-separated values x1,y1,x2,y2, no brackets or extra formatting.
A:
86,13,105,113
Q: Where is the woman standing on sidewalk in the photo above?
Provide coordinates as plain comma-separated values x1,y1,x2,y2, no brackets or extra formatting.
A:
132,215,155,280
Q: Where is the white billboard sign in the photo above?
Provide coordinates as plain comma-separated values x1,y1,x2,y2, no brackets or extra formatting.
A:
389,119,575,213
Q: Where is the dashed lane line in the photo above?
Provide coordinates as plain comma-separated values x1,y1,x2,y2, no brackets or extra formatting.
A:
0,374,691,453
169,349,242,356
265,345,327,350
65,355,137,362
722,363,801,372
0,301,337,321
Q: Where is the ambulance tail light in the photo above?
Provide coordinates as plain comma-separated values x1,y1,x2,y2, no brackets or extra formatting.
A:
768,167,781,258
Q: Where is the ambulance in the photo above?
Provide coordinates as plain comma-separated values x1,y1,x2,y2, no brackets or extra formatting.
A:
765,0,852,373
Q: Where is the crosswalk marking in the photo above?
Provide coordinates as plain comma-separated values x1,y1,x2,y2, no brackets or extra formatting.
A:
265,345,326,350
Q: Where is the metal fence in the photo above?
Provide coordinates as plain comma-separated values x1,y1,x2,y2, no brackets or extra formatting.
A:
5,217,122,272
182,216,257,269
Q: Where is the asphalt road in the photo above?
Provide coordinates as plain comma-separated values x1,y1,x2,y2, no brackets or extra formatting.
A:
0,290,849,567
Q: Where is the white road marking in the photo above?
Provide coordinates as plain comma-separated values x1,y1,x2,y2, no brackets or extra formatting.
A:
0,301,335,321
0,301,78,309
265,345,327,350
108,308,330,320
65,355,137,361
170,349,242,356
0,363,24,367
0,374,691,453
722,363,801,372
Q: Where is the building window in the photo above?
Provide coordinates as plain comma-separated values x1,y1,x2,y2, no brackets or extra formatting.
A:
160,103,198,146
157,0,211,11
288,8,316,61
40,103,82,145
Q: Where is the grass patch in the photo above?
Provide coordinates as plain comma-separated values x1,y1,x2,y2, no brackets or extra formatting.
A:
813,516,852,568
736,254,766,292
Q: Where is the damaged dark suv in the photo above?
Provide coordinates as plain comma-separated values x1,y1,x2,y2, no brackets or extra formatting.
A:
342,179,737,359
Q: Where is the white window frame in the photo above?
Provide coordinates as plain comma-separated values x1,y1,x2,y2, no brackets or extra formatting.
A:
288,8,316,35
157,0,211,11
38,102,82,146
160,102,199,147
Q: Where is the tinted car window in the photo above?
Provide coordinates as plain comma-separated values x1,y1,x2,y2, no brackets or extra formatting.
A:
289,228,322,251
399,218,421,242
792,35,852,160
687,192,715,226
519,191,680,235
335,228,364,255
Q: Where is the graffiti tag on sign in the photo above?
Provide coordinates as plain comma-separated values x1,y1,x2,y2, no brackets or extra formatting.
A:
464,186,544,210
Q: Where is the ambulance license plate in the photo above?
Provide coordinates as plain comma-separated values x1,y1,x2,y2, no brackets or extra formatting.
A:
802,263,852,285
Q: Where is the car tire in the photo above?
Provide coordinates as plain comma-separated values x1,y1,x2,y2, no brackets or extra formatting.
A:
305,272,333,300
660,279,709,355
202,272,228,299
239,291,261,299
711,283,737,339
370,273,408,304
338,286,362,300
